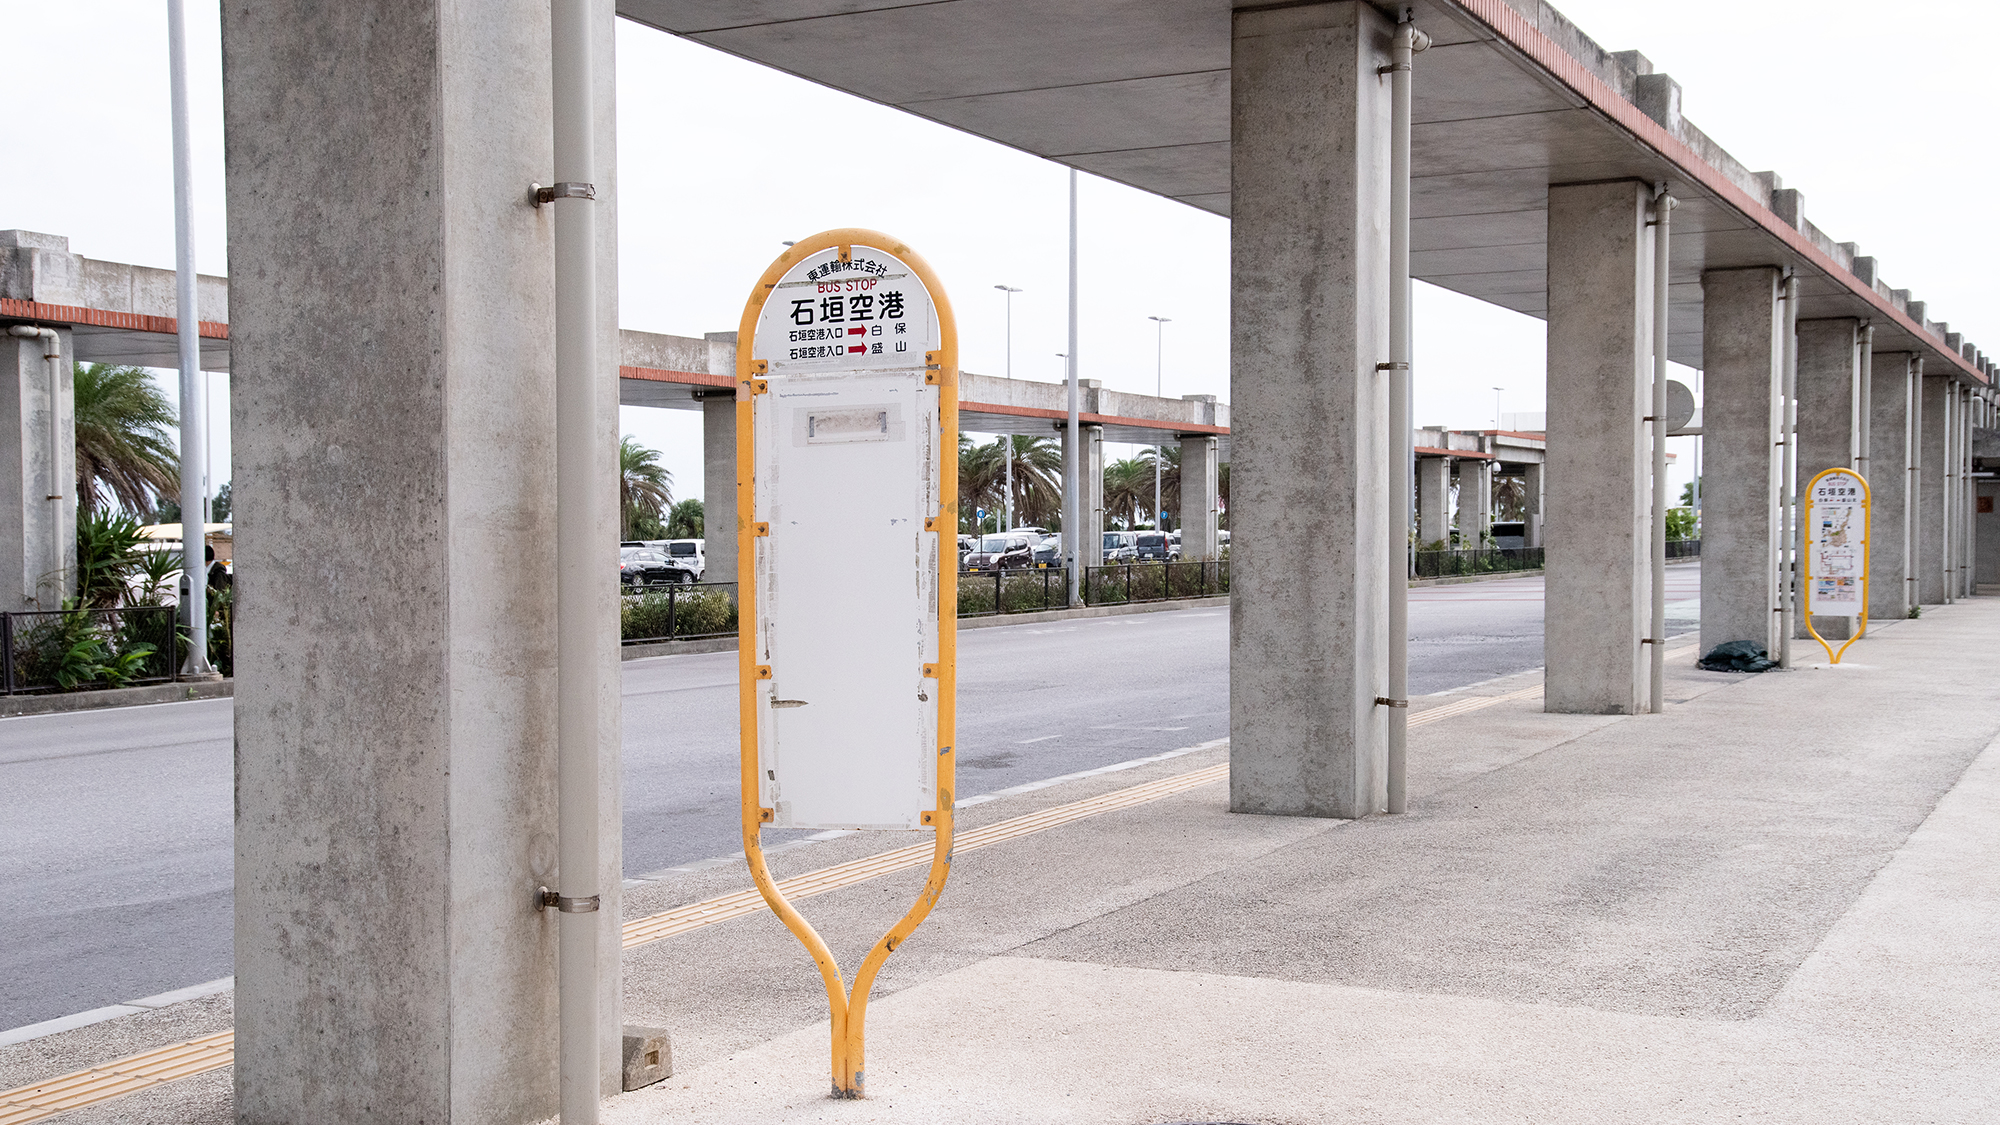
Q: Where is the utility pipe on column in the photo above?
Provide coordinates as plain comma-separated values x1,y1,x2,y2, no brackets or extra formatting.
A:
1778,273,1799,669
1907,357,1923,610
167,0,214,675
1648,184,1675,714
1856,324,1873,478
1384,10,1428,813
549,0,602,1119
1065,169,1082,608
1941,385,1954,605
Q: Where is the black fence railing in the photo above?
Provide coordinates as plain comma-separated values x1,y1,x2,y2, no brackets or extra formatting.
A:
2,605,183,695
1665,538,1702,559
620,581,739,644
1083,560,1230,607
1411,547,1544,578
956,565,1073,617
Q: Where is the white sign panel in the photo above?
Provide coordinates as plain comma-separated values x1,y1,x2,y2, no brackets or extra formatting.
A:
749,244,945,830
1807,470,1867,618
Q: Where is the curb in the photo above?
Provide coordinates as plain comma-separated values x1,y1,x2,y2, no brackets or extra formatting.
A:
0,678,233,718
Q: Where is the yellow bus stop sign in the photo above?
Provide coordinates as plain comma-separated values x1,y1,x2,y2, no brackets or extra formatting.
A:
1804,467,1869,664
733,229,958,1098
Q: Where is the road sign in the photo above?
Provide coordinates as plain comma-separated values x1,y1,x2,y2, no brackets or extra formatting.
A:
1804,467,1869,663
734,229,958,1098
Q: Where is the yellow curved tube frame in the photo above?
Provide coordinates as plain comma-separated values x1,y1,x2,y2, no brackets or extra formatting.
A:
734,228,958,1098
1803,466,1870,665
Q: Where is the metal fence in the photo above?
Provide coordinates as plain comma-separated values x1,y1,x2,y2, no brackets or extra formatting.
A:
1411,546,1544,578
620,581,740,644
1084,560,1230,606
956,565,1073,617
1665,538,1702,559
2,605,182,695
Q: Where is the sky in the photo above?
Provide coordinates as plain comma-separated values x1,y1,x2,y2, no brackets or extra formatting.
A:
4,1,1994,511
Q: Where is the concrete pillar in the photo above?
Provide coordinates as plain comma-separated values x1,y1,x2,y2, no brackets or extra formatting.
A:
1977,478,1999,586
1417,457,1451,547
1229,0,1391,818
1794,318,1860,639
224,2,623,1121
1697,267,1783,656
1523,460,1545,547
703,395,735,584
1180,434,1221,560
1453,459,1491,546
1866,353,1915,620
1,327,75,609
1065,422,1105,567
1917,374,1950,604
1544,180,1651,714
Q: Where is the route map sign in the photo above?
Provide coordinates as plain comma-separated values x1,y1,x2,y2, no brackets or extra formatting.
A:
732,229,959,1098
1804,467,1870,663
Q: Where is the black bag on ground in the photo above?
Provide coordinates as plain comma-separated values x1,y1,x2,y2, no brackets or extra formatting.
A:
1698,640,1776,673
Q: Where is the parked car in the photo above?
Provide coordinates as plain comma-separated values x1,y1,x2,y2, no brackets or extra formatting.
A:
619,547,677,587
1102,531,1137,562
1490,522,1527,550
963,534,1033,571
662,538,704,581
1134,532,1180,561
1030,539,1062,569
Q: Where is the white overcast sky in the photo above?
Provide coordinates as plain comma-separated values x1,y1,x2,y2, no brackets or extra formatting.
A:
4,1,1994,508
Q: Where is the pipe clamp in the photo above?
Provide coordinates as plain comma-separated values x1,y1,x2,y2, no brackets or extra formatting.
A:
531,181,597,207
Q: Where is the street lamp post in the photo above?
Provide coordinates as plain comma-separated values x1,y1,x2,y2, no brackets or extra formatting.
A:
1147,316,1170,530
995,285,1022,531
1493,386,1504,430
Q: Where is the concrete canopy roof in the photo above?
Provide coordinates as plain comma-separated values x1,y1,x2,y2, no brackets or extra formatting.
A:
617,0,1987,386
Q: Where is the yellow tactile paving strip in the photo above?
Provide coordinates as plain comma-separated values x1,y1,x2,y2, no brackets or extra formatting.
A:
4,662,1606,1123
0,1031,233,1125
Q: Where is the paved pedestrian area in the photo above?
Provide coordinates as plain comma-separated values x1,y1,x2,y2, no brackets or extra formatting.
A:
5,599,1995,1123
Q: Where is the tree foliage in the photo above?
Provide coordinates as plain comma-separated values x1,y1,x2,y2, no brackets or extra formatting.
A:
73,363,180,516
619,436,674,541
665,498,703,539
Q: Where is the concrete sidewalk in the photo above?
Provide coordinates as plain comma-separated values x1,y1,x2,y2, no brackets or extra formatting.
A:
600,601,1999,1123
5,601,1995,1123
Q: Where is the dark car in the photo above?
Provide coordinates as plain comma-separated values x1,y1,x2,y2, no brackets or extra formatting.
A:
962,534,1033,572
1134,532,1180,561
1030,539,1062,569
619,547,676,587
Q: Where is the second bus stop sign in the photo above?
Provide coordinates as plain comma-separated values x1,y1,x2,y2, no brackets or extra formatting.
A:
738,233,958,831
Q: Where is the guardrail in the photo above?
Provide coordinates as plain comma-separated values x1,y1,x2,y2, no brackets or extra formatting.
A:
2,605,182,695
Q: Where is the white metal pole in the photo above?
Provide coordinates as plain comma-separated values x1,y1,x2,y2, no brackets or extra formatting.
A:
1779,273,1799,668
1856,325,1872,476
1066,170,1081,607
1385,12,1425,813
996,285,1019,531
551,0,602,1118
1693,367,1703,533
167,0,213,676
1148,316,1169,530
1648,185,1674,714
1908,357,1923,610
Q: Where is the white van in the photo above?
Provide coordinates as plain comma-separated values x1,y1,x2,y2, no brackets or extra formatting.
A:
662,539,704,581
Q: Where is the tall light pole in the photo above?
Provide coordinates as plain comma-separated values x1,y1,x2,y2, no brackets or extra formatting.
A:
1065,169,1081,606
1148,316,1170,530
168,0,215,678
1492,386,1504,430
996,285,1022,530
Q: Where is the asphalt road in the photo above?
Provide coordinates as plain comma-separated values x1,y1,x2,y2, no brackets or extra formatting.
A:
0,565,1702,1030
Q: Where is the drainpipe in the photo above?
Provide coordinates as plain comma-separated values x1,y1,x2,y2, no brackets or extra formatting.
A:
1778,273,1798,668
6,325,63,602
168,0,214,674
548,0,602,1119
1066,168,1081,608
1648,184,1674,714
1383,10,1427,813
1856,324,1872,477
1907,357,1922,610
1942,383,1954,604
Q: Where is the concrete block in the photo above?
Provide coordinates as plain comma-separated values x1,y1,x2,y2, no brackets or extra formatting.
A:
1417,457,1452,546
1632,72,1681,133
1851,256,1878,286
1770,187,1806,230
704,396,736,584
1228,0,1392,817
1699,268,1784,656
0,328,76,610
1180,434,1221,560
622,1025,672,1090
1544,180,1652,714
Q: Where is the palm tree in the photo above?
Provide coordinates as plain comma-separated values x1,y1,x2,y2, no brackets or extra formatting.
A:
1133,445,1183,530
999,434,1064,528
665,498,703,539
619,436,674,540
72,363,179,516
958,434,1002,532
1103,457,1153,530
